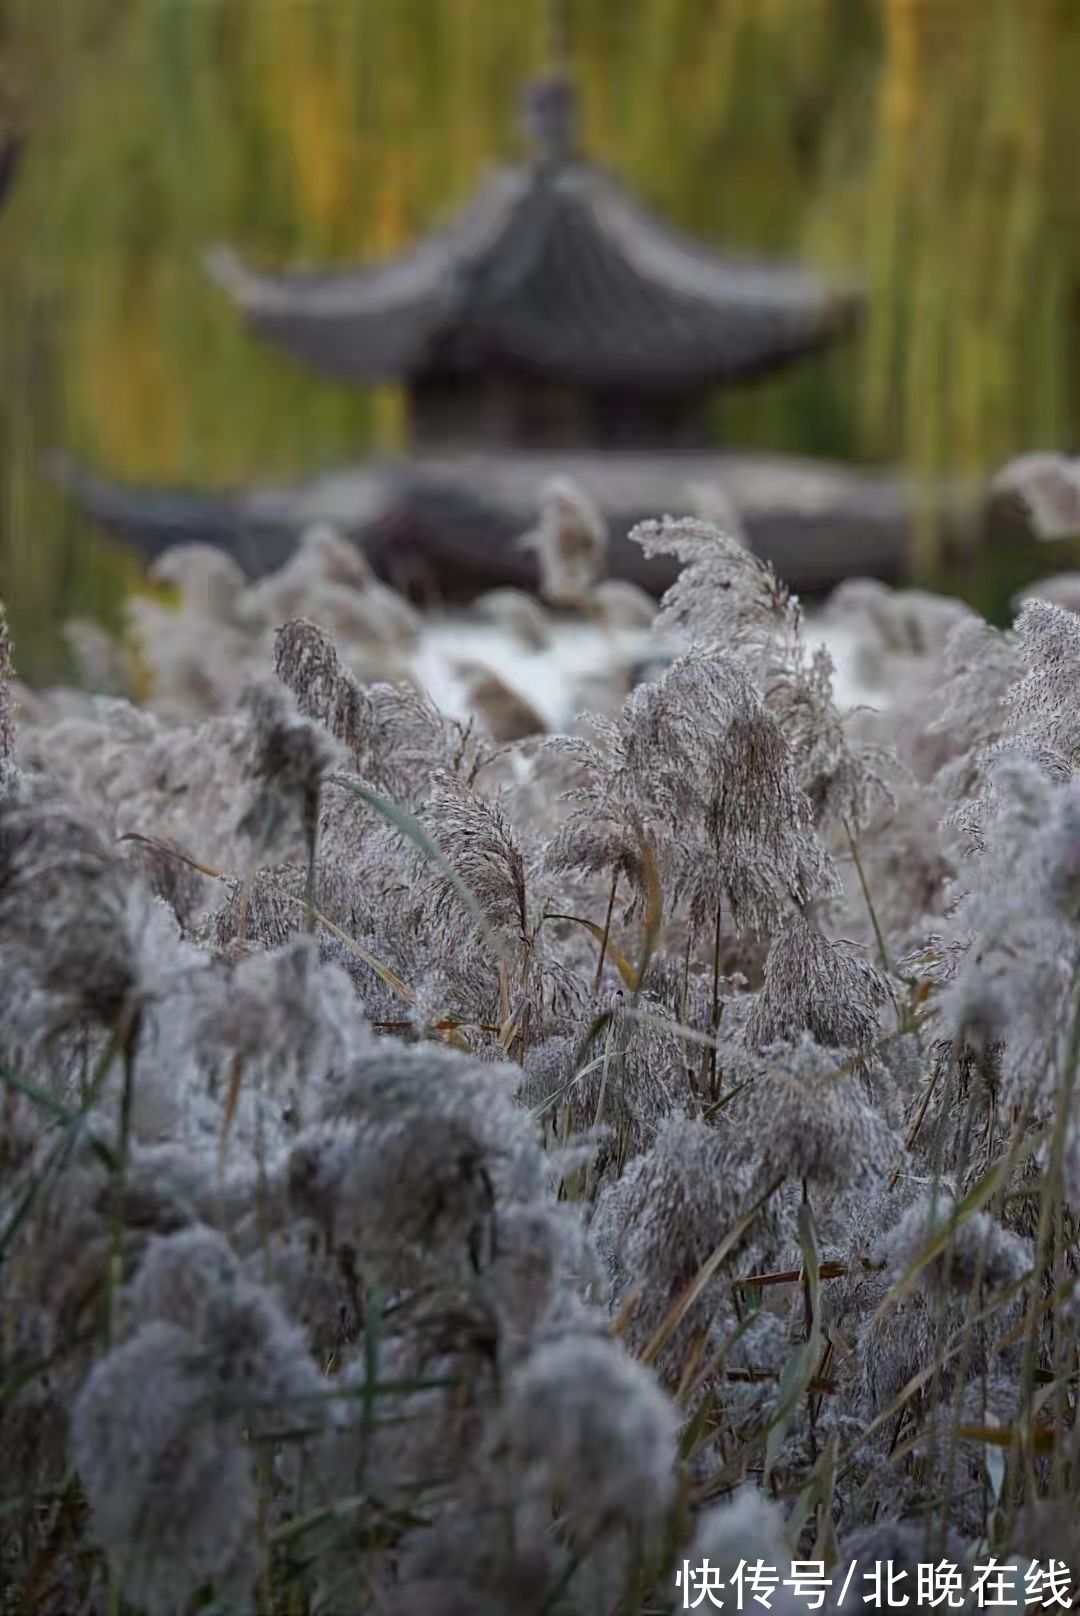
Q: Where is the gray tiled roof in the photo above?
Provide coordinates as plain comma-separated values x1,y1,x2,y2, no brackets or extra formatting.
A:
45,448,977,600
205,118,860,388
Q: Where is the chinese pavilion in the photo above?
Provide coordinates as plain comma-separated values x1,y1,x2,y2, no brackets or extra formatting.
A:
50,73,968,599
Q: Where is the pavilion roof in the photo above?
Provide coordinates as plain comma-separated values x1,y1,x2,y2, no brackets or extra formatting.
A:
46,446,977,601
205,78,861,391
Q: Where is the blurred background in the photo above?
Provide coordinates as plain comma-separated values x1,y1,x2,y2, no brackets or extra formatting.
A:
3,0,1080,680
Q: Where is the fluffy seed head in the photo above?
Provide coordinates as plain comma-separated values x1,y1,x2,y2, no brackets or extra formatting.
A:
505,1332,678,1540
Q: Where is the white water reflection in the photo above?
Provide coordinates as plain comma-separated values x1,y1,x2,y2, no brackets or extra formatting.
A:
410,613,880,733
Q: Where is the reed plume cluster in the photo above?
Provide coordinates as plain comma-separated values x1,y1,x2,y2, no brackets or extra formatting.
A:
4,511,1080,1613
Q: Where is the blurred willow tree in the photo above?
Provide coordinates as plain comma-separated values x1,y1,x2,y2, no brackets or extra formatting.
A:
2,0,1080,674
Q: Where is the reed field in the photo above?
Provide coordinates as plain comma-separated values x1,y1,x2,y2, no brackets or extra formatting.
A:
6,9,1080,1607
4,490,1080,1609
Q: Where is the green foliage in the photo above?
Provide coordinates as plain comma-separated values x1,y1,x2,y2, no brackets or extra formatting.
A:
4,0,1080,672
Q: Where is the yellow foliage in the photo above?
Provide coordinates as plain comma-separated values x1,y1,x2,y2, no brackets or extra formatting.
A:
4,0,1080,666
80,270,182,478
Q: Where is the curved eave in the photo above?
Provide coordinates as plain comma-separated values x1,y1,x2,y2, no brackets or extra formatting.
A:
204,160,862,390
202,168,528,383
207,247,859,393
203,245,442,382
43,451,242,542
45,447,973,600
41,451,295,575
434,286,861,391
42,452,393,578
456,167,862,388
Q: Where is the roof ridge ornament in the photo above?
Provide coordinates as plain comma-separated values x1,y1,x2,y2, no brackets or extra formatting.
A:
519,71,578,171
